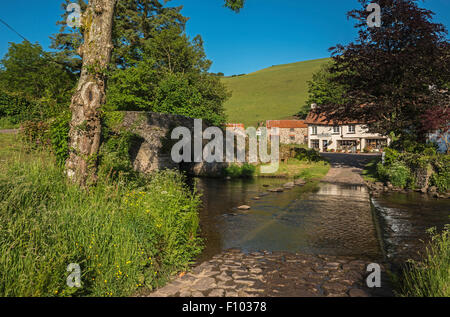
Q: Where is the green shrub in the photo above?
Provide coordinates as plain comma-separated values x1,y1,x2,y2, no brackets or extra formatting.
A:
423,147,437,156
223,163,256,178
0,91,45,123
399,226,450,297
241,163,256,178
0,151,202,297
50,112,71,166
19,120,51,148
0,116,19,129
294,148,323,163
430,155,450,192
390,138,438,154
98,130,139,181
383,147,400,165
377,161,411,188
224,164,243,178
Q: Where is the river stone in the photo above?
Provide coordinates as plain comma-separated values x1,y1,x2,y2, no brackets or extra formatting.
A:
269,188,284,193
283,182,294,188
428,186,437,193
294,179,306,185
238,205,251,210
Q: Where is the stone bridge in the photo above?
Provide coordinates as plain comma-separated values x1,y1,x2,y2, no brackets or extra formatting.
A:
119,111,228,177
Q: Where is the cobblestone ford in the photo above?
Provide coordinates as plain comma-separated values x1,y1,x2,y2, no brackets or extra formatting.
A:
148,249,392,297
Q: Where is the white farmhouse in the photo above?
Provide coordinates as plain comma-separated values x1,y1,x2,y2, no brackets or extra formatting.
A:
305,105,390,153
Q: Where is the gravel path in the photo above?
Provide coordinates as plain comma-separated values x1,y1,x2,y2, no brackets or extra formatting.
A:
321,153,380,185
0,129,18,134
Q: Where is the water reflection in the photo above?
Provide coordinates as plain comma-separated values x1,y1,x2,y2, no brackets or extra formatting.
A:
195,178,381,262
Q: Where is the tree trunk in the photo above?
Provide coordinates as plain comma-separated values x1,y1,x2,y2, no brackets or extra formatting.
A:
66,0,117,186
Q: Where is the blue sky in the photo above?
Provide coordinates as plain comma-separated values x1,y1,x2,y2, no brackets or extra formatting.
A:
0,0,449,75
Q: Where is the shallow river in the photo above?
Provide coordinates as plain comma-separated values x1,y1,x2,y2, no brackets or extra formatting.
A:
194,178,449,265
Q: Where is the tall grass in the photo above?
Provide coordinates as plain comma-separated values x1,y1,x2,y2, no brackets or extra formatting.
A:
0,146,202,297
399,226,449,297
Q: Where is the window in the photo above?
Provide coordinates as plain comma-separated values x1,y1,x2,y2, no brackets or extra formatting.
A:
333,126,340,134
348,125,356,134
366,139,388,149
290,128,295,132
290,136,295,141
340,140,357,146
311,126,317,135
311,140,319,150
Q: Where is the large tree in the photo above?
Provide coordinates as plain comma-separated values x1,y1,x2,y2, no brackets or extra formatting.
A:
64,0,245,185
314,0,449,142
65,0,117,186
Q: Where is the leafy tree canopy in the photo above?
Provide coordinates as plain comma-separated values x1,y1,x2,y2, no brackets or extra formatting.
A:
106,25,229,126
51,0,244,71
0,41,76,119
51,0,236,126
303,62,348,112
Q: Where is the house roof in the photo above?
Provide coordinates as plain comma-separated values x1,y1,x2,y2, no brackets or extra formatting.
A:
225,123,245,129
266,120,308,129
305,112,361,126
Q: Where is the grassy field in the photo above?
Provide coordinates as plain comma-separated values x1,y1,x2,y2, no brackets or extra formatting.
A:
221,58,330,127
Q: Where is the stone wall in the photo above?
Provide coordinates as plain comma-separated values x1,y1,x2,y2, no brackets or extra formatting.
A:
119,111,229,177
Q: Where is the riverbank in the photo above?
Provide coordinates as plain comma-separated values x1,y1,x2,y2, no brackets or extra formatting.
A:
362,151,450,199
254,158,330,180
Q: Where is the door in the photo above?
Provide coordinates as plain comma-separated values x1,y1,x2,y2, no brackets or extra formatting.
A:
322,140,328,152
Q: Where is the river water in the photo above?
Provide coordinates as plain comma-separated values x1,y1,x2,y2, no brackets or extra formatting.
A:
194,178,450,266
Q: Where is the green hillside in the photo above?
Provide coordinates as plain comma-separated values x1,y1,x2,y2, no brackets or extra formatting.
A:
221,58,330,127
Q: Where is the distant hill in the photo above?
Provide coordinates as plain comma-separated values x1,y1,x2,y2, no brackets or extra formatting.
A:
221,58,330,127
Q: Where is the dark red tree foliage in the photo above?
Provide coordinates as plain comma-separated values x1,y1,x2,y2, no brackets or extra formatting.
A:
317,0,450,142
